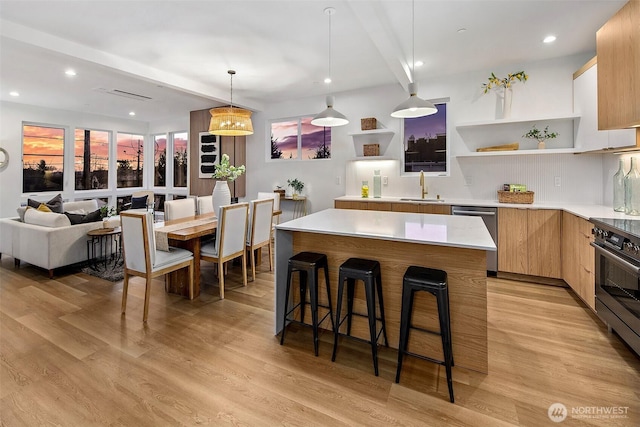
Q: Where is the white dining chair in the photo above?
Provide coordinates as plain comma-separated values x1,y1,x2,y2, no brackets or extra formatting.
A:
164,197,196,221
246,198,274,281
120,211,194,322
197,195,214,215
257,191,281,226
201,203,249,299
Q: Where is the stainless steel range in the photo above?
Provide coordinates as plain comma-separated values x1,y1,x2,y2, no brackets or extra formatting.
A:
590,217,640,355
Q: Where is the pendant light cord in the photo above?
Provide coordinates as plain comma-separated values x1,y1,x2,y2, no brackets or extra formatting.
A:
411,0,415,82
328,10,332,84
229,70,234,111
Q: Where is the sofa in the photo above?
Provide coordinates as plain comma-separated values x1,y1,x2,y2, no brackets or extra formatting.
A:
0,199,107,278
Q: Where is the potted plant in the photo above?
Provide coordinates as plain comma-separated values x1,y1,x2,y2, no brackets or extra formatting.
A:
287,178,304,199
523,125,558,149
212,153,246,213
482,71,528,119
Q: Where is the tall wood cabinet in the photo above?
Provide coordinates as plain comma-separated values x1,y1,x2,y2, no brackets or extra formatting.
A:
596,0,640,130
498,208,562,278
562,212,596,310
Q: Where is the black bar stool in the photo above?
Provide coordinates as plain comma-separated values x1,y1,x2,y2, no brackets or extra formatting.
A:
332,258,389,376
280,252,335,356
395,265,454,403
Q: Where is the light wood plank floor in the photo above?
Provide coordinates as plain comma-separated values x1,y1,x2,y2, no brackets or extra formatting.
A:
1,253,638,426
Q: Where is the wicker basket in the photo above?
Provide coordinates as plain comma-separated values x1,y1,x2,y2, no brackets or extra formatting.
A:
363,143,380,156
361,117,377,130
497,191,534,204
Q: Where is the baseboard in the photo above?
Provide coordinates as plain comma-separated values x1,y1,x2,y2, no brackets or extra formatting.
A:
496,272,568,287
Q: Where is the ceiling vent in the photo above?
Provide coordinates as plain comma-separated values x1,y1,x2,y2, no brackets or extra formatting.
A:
94,87,153,101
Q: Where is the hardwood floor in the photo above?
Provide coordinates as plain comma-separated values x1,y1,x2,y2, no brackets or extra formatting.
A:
1,254,638,426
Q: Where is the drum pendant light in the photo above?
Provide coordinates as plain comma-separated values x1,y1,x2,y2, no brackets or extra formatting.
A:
209,70,254,136
391,0,437,118
311,7,349,127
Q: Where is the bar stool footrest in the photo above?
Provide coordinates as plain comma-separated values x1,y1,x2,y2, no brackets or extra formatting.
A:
401,350,447,366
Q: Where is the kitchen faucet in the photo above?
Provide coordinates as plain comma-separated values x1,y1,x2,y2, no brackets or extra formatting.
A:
420,170,428,199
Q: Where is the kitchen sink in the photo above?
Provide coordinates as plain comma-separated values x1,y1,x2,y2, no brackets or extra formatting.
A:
399,198,446,203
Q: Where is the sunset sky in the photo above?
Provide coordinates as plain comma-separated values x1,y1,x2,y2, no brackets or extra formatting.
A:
404,103,447,145
272,117,331,159
23,125,65,170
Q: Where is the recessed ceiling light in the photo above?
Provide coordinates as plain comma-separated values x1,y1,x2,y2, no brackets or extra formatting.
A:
324,77,332,84
129,111,136,116
65,69,77,76
457,28,467,33
543,35,557,43
9,91,19,97
414,60,424,67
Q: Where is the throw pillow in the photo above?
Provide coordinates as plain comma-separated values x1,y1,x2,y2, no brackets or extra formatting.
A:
24,209,71,228
37,203,52,212
16,206,28,222
64,209,102,225
27,193,63,213
130,195,148,209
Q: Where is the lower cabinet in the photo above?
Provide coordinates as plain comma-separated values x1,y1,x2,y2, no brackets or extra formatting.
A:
498,208,562,279
562,212,595,310
335,200,449,214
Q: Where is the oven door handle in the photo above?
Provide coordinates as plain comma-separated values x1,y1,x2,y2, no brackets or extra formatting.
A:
591,242,640,275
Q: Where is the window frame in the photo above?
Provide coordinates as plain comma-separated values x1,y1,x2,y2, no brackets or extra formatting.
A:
73,127,112,191
267,115,332,162
21,122,66,194
400,99,450,177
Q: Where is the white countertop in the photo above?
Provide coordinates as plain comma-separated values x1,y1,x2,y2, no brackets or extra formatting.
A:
276,208,496,251
334,195,639,221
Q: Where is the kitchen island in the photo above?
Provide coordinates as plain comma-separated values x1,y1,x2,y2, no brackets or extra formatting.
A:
274,208,496,373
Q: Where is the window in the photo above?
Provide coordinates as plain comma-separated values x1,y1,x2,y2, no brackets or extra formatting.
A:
270,117,331,160
22,124,65,192
402,102,448,175
173,132,188,187
154,134,167,186
117,132,144,188
74,128,110,190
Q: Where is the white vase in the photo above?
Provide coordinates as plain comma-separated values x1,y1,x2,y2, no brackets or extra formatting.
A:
212,180,231,215
501,88,512,119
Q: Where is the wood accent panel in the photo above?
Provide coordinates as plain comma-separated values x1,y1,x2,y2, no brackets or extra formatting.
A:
528,209,562,279
292,231,488,373
498,208,528,274
334,200,369,210
367,202,392,211
422,204,451,215
562,212,595,310
572,56,597,80
391,203,421,213
189,109,246,198
597,0,640,129
336,201,448,214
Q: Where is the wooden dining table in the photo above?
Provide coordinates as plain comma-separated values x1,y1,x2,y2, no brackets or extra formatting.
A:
158,213,217,299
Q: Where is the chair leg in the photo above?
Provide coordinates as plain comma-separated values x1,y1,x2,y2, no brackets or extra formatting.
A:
396,286,414,383
241,252,248,287
188,261,194,300
376,273,389,347
281,265,294,346
346,278,356,336
218,260,225,299
310,267,320,356
250,246,256,281
268,243,273,272
121,272,130,314
143,276,153,323
332,274,345,362
364,278,380,376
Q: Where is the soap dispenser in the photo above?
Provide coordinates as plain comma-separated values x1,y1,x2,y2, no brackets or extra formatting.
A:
373,170,382,198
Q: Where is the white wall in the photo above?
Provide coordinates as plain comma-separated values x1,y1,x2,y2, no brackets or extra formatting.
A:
0,101,152,218
245,53,607,216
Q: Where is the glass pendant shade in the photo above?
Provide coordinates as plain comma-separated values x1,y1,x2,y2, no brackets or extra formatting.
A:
311,96,349,127
391,82,438,118
208,107,254,136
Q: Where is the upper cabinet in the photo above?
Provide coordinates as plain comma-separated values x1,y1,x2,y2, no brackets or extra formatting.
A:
596,0,640,130
573,58,636,152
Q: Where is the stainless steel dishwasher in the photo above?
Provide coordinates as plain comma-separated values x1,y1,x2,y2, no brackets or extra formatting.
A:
451,206,497,274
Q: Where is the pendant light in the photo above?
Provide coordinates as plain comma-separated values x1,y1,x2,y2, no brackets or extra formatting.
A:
391,0,437,118
311,7,349,127
209,70,254,136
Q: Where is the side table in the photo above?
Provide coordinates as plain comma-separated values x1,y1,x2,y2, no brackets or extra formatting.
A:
87,227,122,270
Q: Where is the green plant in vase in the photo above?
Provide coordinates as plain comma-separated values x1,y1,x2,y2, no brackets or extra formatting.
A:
287,178,304,199
523,125,558,149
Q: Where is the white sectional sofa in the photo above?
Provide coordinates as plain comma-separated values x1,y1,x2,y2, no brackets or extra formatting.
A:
0,199,105,278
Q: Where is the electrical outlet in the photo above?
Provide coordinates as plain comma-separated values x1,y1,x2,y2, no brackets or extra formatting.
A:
336,176,341,185
554,176,561,187
382,176,388,185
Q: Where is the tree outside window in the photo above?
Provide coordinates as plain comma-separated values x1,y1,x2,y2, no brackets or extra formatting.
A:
270,117,331,160
117,133,144,188
173,132,188,187
22,124,64,192
154,134,167,187
74,128,109,190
